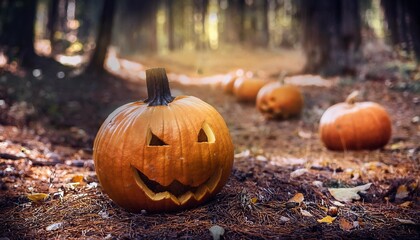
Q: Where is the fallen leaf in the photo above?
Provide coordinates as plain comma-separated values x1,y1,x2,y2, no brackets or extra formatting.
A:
280,216,290,222
312,181,323,188
46,222,63,231
363,161,388,170
272,157,307,166
290,168,308,178
390,142,405,150
339,218,353,231
300,209,313,217
351,170,361,181
53,190,64,200
395,185,409,200
332,201,345,207
297,130,312,139
395,218,416,225
251,197,258,204
27,193,49,202
317,216,336,224
87,182,98,189
255,155,267,161
399,201,412,208
328,183,372,203
234,150,250,158
288,193,304,204
64,182,80,190
71,175,84,183
209,225,225,240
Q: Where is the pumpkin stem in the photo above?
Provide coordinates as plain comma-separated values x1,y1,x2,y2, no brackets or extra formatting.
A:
277,70,288,85
345,91,359,105
145,68,175,106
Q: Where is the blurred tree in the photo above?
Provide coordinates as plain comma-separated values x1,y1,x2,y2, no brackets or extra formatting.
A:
86,0,116,73
382,0,420,61
47,0,59,52
300,0,361,75
113,0,158,56
0,0,38,67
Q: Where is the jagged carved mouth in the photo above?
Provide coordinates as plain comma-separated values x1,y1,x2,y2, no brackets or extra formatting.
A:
131,166,223,205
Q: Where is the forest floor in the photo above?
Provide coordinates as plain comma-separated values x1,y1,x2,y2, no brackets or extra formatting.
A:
0,49,419,239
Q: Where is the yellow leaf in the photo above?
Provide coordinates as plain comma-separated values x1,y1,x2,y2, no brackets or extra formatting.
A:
251,197,258,204
390,142,405,150
27,193,49,202
21,147,30,154
317,215,336,224
71,175,84,183
288,193,304,204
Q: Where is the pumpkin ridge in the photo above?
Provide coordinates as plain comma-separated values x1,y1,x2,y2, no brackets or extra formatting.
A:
173,99,210,186
187,99,218,173
364,104,389,149
119,106,146,208
105,107,137,206
194,98,231,171
167,104,184,184
191,101,217,180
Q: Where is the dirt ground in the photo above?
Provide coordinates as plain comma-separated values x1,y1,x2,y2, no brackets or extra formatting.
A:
0,51,419,239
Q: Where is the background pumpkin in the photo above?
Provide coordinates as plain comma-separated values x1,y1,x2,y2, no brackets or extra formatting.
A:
256,82,304,119
220,74,238,94
319,91,392,151
93,68,234,212
233,77,267,102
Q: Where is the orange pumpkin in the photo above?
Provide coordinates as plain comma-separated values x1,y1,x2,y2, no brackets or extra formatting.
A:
256,82,304,119
319,91,391,151
220,74,237,94
93,68,234,212
233,77,267,102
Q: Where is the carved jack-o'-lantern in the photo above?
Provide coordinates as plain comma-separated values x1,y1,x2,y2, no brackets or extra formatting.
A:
256,82,304,119
93,68,234,212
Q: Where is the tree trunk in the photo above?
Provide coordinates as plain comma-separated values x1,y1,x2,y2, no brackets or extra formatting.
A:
300,0,361,76
167,0,175,51
47,0,59,50
255,0,269,47
382,0,420,61
0,0,38,67
405,0,420,61
86,0,116,73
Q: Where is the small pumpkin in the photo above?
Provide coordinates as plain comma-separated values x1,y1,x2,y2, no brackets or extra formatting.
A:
233,77,267,102
256,82,304,119
93,68,234,212
319,91,391,151
220,74,238,94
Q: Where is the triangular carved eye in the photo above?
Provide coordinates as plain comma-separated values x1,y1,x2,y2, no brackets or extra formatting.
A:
147,129,168,146
198,129,208,142
198,122,215,143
